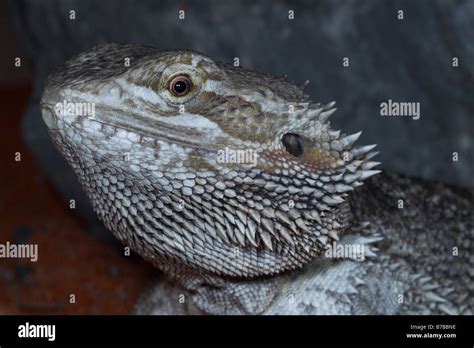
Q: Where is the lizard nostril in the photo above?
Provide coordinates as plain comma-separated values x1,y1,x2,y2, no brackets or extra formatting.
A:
281,133,304,157
41,106,57,129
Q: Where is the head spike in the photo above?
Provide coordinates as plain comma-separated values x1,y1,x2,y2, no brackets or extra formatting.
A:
324,101,336,109
359,170,381,180
319,108,337,123
299,80,310,90
341,131,362,149
307,107,323,118
365,151,379,160
351,144,377,156
362,161,381,170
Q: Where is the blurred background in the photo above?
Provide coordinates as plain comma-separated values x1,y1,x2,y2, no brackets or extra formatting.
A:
0,0,472,314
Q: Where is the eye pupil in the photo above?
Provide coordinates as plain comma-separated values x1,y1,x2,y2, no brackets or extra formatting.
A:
173,80,187,94
170,76,191,96
282,133,304,157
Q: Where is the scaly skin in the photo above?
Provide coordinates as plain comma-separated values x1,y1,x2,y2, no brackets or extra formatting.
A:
40,44,473,315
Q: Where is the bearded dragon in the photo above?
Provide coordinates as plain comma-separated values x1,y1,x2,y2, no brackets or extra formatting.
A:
40,44,473,315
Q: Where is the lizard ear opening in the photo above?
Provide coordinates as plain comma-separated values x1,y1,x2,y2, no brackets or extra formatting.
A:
281,133,304,157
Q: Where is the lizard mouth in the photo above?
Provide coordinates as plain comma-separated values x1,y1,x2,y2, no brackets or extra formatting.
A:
41,102,226,153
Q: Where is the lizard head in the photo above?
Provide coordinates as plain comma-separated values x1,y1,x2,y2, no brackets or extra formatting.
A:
41,44,380,278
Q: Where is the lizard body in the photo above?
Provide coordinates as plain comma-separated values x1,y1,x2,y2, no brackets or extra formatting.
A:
40,44,473,314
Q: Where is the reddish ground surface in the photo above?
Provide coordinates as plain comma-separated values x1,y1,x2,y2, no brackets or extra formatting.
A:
0,85,158,314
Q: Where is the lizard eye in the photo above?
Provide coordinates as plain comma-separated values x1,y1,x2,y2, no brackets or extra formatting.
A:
169,75,192,97
282,133,304,157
